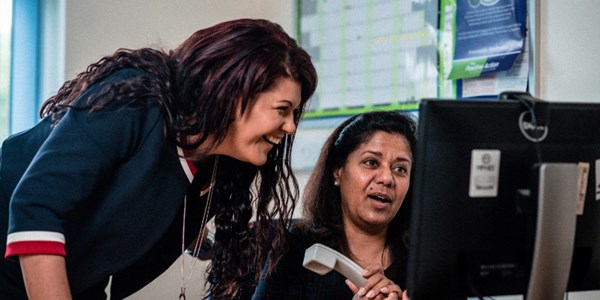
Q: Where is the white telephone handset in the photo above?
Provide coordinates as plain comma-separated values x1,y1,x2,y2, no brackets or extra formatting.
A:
303,243,366,287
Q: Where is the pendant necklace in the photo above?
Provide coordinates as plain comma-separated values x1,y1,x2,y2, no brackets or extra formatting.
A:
179,155,219,300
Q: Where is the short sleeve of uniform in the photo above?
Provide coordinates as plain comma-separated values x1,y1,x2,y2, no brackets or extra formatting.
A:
5,69,163,258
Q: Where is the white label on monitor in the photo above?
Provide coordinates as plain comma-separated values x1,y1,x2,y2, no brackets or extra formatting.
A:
577,162,589,215
469,150,501,198
596,160,600,201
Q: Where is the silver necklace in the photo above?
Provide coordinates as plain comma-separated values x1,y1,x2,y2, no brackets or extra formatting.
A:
179,155,219,300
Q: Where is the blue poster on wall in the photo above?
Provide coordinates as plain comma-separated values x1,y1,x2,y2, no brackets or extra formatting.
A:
441,0,527,80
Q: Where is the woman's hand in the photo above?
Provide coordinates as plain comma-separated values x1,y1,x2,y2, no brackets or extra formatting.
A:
346,266,409,300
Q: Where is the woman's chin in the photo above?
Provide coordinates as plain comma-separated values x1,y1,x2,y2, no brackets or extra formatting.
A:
251,157,268,166
234,154,268,166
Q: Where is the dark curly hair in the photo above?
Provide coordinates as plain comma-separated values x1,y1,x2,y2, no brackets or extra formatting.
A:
300,111,417,285
39,19,317,299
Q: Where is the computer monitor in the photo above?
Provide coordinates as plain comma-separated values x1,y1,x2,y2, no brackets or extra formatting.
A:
406,94,600,299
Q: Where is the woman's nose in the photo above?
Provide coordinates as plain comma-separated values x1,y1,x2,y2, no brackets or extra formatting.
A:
281,114,297,134
376,167,394,187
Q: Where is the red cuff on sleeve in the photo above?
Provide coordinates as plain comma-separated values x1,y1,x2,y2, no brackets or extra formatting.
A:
5,241,66,258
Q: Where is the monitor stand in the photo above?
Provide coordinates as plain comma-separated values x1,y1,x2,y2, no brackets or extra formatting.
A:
527,163,579,300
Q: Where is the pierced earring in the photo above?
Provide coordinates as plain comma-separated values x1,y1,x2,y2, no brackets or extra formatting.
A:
334,181,339,186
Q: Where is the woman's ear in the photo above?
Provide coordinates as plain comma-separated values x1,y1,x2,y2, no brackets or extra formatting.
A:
333,168,341,186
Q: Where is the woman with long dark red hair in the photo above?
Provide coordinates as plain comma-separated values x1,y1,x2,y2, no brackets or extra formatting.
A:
0,18,317,300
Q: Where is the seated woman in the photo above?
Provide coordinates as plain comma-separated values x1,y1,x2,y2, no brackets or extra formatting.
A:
252,111,416,300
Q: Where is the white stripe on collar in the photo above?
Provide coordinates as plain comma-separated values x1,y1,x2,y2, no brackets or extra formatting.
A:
177,146,194,183
176,146,213,196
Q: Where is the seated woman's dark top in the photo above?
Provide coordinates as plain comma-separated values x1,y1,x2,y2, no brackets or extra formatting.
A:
251,226,404,300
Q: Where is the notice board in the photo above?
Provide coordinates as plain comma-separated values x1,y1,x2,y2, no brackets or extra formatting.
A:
298,0,439,118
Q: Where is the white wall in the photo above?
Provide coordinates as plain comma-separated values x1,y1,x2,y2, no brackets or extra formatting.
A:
64,0,295,79
532,1,600,102
62,1,294,299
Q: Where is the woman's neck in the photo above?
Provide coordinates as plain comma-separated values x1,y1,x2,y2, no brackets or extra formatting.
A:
344,224,390,269
180,133,219,158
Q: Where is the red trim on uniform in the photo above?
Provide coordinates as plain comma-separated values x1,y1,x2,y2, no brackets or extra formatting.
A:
187,160,197,175
182,147,198,176
201,180,211,191
180,140,211,192
5,240,66,258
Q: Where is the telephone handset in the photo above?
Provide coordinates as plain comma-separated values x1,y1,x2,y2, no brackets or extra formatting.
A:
303,243,366,287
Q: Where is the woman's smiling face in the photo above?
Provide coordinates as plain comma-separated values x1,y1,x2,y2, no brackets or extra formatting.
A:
334,131,412,233
212,77,301,166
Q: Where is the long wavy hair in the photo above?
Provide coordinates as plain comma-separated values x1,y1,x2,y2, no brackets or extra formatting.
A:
39,19,317,299
300,111,417,281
